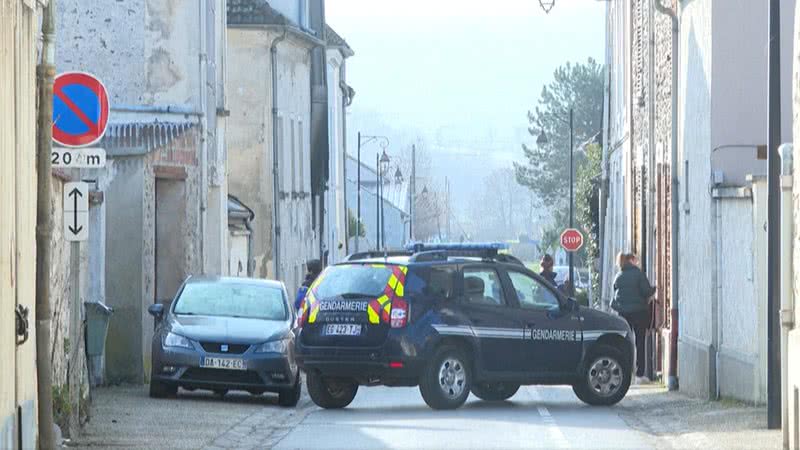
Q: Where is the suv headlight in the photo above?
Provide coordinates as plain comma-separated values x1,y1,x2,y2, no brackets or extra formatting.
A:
254,339,288,354
163,332,192,349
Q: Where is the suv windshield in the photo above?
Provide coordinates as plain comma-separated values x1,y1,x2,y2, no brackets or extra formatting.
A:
314,264,396,299
173,282,287,320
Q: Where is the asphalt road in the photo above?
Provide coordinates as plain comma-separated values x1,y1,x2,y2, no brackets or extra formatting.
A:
75,383,778,449
275,385,652,450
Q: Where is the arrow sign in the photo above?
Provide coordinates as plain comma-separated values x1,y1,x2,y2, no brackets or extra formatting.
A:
64,182,89,242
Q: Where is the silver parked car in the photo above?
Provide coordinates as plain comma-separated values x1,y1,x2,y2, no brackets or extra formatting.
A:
147,276,301,406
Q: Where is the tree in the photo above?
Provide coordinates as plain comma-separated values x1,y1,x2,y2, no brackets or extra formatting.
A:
466,168,545,242
514,58,604,211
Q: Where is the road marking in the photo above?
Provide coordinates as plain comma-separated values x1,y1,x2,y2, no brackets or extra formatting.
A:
537,405,569,448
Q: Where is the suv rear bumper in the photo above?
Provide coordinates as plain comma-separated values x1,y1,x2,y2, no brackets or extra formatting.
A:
295,339,426,383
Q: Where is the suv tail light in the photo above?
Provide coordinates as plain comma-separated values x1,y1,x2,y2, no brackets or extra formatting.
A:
390,298,409,328
297,300,309,328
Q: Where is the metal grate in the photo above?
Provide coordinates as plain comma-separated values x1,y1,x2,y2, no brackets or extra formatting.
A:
199,342,250,354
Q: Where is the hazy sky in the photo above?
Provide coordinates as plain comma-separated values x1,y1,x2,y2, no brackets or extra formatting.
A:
326,0,606,211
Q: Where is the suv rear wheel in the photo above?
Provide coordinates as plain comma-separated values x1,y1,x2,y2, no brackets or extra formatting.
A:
471,382,520,402
572,344,631,406
307,372,358,409
419,345,472,410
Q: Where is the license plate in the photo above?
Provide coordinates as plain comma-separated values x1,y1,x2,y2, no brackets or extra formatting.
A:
200,357,246,371
323,324,362,336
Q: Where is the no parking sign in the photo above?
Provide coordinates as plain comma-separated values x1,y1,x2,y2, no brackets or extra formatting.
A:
52,72,110,148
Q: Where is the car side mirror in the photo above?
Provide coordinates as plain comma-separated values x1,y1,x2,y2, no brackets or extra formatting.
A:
148,303,165,318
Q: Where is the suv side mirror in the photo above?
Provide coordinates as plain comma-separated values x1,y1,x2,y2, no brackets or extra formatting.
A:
148,303,165,318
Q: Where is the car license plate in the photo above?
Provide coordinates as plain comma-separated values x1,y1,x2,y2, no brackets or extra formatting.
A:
200,357,246,371
323,324,362,336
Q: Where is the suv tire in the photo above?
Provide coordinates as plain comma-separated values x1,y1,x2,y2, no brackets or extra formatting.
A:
278,373,302,407
471,382,520,402
419,345,472,410
307,372,358,409
572,344,631,406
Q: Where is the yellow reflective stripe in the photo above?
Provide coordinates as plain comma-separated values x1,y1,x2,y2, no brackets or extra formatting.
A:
308,304,320,323
371,264,386,268
395,282,404,297
367,306,380,323
383,303,391,315
377,295,390,306
388,275,398,289
400,266,408,274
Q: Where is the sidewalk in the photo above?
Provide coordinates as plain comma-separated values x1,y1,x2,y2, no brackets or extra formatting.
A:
619,383,780,449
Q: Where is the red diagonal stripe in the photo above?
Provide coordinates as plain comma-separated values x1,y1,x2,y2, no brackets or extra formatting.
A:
54,86,97,131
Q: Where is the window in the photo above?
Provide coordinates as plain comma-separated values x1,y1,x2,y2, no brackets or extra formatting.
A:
407,266,456,298
462,268,505,306
174,282,287,320
313,264,396,299
508,271,559,310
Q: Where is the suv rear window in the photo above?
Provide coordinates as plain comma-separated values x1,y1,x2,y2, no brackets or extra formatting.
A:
406,266,456,298
314,264,397,299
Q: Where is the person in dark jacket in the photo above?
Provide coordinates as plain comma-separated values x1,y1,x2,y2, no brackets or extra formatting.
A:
295,259,322,311
539,254,557,287
611,252,656,379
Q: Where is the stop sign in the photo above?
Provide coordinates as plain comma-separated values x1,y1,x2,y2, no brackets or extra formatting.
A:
560,228,584,252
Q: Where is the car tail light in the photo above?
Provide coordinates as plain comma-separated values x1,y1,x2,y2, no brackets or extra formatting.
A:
390,298,409,328
297,300,309,328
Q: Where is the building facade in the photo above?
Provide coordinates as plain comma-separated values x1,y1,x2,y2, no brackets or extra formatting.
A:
0,2,43,446
56,0,229,383
602,0,794,403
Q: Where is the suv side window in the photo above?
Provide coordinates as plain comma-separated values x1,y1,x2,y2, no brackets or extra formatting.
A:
407,266,456,298
508,271,559,310
462,267,506,306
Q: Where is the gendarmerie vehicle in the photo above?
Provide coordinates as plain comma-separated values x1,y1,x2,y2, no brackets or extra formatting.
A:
295,243,635,410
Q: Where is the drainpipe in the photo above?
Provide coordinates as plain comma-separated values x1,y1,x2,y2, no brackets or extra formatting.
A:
779,143,794,441
198,0,209,274
244,215,255,277
271,29,288,280
35,1,57,448
654,0,680,391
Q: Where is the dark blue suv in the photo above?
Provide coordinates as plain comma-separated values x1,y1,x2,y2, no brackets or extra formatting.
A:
295,243,634,410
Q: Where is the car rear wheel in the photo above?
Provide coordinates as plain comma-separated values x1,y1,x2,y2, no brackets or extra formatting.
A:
149,379,177,398
572,344,631,406
279,373,302,407
471,382,520,402
419,345,472,410
306,372,358,409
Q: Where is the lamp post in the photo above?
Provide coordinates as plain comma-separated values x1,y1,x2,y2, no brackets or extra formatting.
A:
537,107,575,295
378,150,390,249
356,133,389,252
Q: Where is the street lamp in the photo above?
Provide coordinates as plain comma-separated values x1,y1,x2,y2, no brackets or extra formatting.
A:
356,133,389,253
376,150,390,250
537,107,575,295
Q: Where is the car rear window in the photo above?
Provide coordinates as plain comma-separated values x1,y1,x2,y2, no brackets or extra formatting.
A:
173,282,287,320
314,264,397,299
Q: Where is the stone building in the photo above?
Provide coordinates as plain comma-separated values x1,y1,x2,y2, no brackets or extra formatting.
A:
55,0,229,384
602,0,795,403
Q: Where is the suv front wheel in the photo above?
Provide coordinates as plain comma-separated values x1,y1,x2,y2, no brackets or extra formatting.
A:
419,345,472,410
307,372,358,409
572,344,631,406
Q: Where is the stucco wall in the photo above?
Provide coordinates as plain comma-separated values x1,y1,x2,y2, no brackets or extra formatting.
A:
0,2,40,447
227,27,317,294
789,2,800,445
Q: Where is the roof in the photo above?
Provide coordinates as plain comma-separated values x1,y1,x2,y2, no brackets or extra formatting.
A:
227,0,290,26
326,25,354,57
100,121,197,156
186,276,284,289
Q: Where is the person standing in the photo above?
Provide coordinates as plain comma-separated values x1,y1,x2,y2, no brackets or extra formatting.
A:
611,252,656,382
295,259,322,311
539,254,558,287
